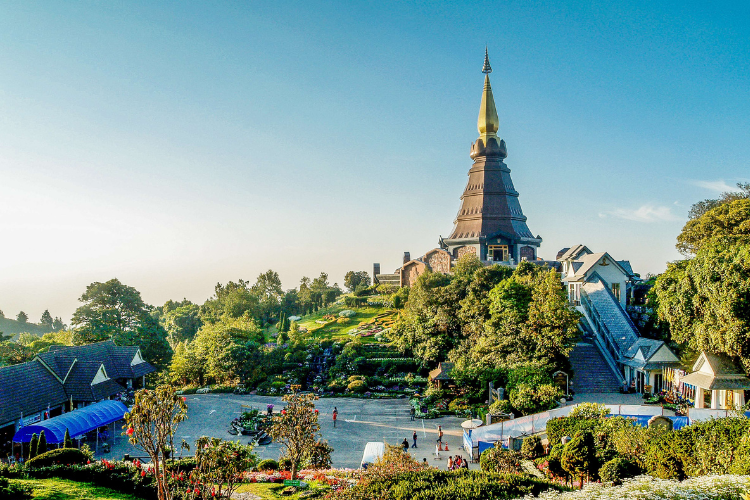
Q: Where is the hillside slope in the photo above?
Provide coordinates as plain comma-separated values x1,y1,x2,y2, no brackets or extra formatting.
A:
0,317,54,340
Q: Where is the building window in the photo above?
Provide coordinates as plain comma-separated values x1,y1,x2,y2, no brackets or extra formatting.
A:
568,283,580,306
488,245,508,262
611,282,621,301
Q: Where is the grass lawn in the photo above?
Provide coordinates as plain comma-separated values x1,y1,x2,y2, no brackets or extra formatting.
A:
10,478,142,500
236,481,329,499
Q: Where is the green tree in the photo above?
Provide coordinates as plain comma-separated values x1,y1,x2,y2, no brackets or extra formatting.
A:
120,313,172,370
677,199,750,256
161,302,202,344
253,270,284,326
561,431,597,488
192,436,256,499
655,237,750,369
192,317,264,384
169,340,204,386
344,271,371,292
29,433,38,459
52,317,65,331
39,310,53,328
268,388,327,479
687,182,749,220
16,311,28,324
124,385,188,500
72,279,147,342
64,428,73,448
200,280,260,324
37,431,47,456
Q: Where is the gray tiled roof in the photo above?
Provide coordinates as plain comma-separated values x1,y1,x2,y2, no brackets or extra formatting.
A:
1,340,154,427
48,341,154,379
0,360,68,427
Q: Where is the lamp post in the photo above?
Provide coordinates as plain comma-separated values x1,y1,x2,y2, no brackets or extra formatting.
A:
553,371,569,398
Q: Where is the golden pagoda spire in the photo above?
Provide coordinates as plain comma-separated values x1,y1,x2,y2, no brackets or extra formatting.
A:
477,48,499,144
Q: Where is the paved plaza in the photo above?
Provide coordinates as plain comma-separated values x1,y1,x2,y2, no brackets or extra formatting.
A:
106,394,478,470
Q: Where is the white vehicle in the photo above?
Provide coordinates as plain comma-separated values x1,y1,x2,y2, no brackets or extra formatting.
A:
360,441,385,469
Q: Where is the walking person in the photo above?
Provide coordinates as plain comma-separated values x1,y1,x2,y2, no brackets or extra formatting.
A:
412,430,418,448
436,425,443,443
332,407,338,428
410,407,415,421
447,456,453,470
402,438,409,453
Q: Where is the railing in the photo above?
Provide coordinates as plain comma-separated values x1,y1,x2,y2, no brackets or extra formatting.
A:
470,404,673,448
580,289,626,386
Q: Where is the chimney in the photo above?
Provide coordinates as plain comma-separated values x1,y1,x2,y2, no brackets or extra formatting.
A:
403,252,411,264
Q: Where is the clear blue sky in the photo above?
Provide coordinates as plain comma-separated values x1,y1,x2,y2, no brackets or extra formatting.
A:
1,1,748,322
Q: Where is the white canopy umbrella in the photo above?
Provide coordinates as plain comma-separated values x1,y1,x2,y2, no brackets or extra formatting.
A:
461,419,484,429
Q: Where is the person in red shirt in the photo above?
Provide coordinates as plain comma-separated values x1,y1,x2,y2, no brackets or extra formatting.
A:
332,407,338,428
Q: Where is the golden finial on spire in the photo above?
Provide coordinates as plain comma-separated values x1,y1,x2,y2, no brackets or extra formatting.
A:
477,48,499,143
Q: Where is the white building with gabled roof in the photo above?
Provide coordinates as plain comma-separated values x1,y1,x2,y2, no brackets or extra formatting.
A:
558,244,681,394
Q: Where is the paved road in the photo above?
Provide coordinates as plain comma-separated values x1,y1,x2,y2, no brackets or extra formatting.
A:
107,394,477,470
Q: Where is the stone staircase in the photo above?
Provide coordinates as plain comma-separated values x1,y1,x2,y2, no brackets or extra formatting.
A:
569,342,622,393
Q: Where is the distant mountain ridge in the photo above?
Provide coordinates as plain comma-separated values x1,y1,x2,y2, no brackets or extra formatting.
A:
0,317,54,340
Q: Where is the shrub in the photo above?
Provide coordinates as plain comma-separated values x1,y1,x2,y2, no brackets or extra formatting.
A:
488,399,513,415
480,444,525,475
546,443,568,481
339,310,356,318
256,459,279,471
336,317,351,325
546,417,601,448
347,379,367,393
569,403,610,420
521,435,544,460
279,458,292,471
509,383,562,416
599,457,640,485
26,448,89,468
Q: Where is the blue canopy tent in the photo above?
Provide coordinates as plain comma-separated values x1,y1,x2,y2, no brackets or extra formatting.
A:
13,400,128,444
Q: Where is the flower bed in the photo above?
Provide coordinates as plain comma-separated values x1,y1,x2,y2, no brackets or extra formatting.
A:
528,474,750,500
244,468,356,490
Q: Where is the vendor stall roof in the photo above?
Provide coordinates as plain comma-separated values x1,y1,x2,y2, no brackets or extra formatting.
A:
13,400,128,444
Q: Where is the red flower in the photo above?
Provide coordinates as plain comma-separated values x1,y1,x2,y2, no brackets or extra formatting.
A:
281,410,286,415
126,428,134,436
182,397,187,402
141,470,146,477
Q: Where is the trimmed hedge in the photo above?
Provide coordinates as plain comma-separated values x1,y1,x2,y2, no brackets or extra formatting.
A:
26,448,89,468
257,459,279,471
330,469,567,499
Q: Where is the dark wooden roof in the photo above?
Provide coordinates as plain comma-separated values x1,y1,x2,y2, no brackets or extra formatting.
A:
0,340,154,427
0,360,68,427
48,341,154,379
429,362,455,381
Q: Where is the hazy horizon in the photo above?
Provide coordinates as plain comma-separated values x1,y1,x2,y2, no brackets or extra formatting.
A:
2,2,748,323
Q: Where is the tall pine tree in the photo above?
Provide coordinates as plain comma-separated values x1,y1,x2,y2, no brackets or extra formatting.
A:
37,430,47,456
63,428,73,448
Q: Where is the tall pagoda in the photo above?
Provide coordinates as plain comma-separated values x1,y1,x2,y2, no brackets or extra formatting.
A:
441,49,542,263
